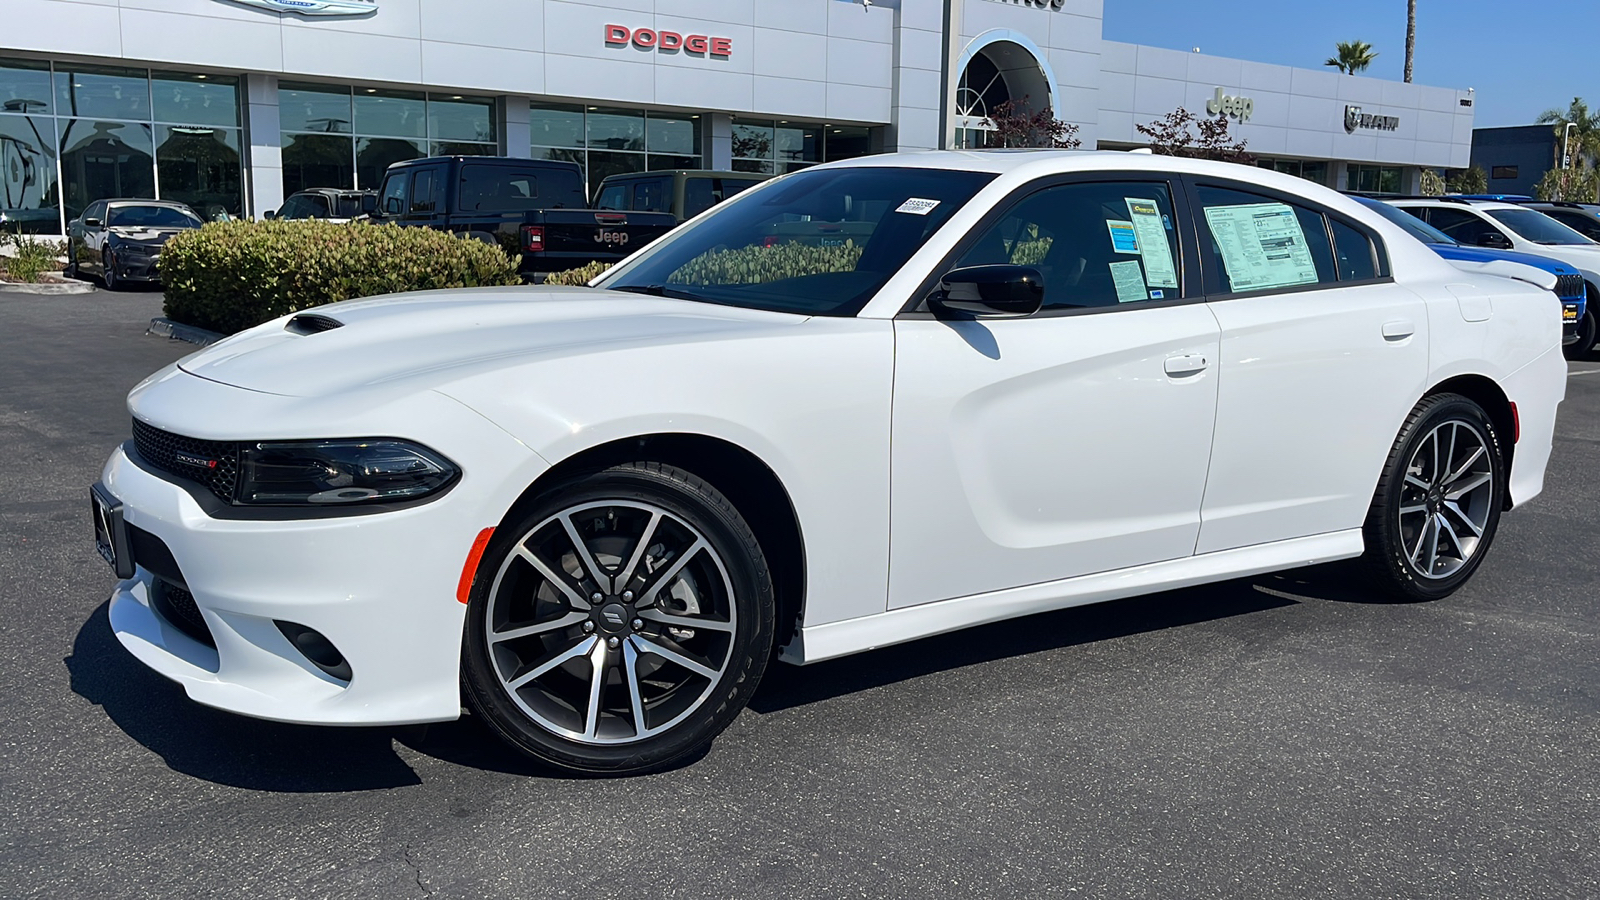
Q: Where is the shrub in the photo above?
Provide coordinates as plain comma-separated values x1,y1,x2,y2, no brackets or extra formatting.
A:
1445,165,1488,195
1535,166,1600,202
1420,169,1447,197
667,240,864,286
159,219,522,333
1,231,65,283
543,260,613,286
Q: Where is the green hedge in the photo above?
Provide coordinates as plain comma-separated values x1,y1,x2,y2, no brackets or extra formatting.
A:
543,260,613,286
160,220,522,334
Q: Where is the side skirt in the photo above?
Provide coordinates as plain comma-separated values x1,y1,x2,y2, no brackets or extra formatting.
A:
783,529,1364,664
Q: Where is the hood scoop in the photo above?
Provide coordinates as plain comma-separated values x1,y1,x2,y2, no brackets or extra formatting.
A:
285,313,344,335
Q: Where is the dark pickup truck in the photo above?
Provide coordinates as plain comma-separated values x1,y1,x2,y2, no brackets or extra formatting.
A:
370,156,677,279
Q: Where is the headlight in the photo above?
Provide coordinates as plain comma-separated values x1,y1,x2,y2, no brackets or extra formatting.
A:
236,439,459,506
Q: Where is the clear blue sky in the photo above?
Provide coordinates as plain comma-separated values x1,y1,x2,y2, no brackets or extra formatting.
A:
1101,0,1598,128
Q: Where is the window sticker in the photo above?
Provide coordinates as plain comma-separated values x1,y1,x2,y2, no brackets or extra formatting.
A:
1149,289,1165,300
1109,260,1148,303
1106,219,1139,254
1124,198,1179,288
895,198,941,215
1203,202,1318,292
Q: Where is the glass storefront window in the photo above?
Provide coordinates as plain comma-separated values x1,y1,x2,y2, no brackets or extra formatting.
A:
153,72,240,129
58,119,154,222
1348,163,1406,194
588,107,644,151
530,104,584,148
282,132,354,198
586,149,645,197
731,120,774,162
432,141,497,157
54,65,149,121
775,123,818,167
429,95,495,144
280,83,353,134
0,60,53,116
0,114,59,233
731,159,775,175
356,136,424,189
647,154,699,172
646,115,698,155
354,88,426,139
825,126,872,162
157,125,242,219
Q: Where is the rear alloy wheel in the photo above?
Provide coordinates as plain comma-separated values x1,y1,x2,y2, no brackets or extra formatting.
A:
1360,393,1504,601
101,248,120,291
462,462,774,775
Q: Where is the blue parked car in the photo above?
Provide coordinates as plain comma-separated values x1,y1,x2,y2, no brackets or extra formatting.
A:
1356,197,1588,351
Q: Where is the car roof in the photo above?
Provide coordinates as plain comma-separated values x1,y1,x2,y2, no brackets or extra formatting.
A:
600,170,767,181
103,199,194,209
1389,198,1524,211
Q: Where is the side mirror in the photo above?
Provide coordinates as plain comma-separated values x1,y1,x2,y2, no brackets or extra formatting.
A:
262,210,277,220
384,197,403,215
928,265,1044,319
83,217,102,228
1476,232,1511,249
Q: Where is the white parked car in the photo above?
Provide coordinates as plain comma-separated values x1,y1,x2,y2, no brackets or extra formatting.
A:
94,152,1566,774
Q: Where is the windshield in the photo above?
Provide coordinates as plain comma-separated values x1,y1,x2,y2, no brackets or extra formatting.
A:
1486,208,1595,245
598,166,998,316
1358,198,1455,245
107,205,202,228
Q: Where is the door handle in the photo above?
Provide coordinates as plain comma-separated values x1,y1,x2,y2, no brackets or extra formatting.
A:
1164,354,1208,376
1382,319,1415,341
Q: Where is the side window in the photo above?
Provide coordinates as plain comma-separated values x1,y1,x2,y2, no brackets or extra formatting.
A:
379,173,407,216
1424,208,1499,245
84,202,105,224
458,165,541,212
955,180,1183,310
595,183,629,210
683,179,715,218
1547,209,1600,241
633,179,668,213
1195,184,1334,294
410,170,435,213
1329,217,1378,281
276,196,306,219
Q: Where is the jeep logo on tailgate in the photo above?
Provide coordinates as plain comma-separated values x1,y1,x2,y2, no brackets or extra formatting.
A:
595,230,630,246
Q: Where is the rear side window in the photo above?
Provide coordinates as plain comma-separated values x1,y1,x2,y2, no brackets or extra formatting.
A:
1329,218,1378,281
683,179,715,218
633,178,669,213
956,180,1184,310
596,183,629,210
1195,184,1334,294
410,170,435,212
458,165,539,211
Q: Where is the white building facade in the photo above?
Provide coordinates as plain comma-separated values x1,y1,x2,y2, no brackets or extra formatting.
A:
1,0,1476,233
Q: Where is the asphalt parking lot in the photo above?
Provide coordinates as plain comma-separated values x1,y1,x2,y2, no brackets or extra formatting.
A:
2,288,1597,900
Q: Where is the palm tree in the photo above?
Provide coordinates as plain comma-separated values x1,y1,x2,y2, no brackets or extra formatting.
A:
1536,98,1600,168
1325,41,1379,75
1404,0,1416,83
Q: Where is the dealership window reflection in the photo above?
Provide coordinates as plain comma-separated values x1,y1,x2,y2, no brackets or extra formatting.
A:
58,119,154,223
532,104,701,197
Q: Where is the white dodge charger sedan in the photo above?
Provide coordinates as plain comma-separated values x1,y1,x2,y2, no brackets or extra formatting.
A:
93,151,1566,774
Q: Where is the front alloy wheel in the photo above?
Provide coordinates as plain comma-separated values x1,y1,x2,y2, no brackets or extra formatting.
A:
1360,393,1504,601
463,462,774,774
102,248,120,291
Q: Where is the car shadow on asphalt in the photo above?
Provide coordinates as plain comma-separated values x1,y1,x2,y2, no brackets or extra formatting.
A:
64,565,1380,789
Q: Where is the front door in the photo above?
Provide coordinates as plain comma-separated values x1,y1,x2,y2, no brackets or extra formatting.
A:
888,178,1222,608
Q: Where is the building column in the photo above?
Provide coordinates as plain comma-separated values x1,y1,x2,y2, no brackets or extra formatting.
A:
707,113,733,169
502,95,530,158
888,0,945,152
243,73,282,218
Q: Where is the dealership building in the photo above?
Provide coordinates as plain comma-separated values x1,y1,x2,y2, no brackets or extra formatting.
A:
2,0,1477,234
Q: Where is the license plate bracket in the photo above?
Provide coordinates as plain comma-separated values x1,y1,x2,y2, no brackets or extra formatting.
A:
91,483,135,579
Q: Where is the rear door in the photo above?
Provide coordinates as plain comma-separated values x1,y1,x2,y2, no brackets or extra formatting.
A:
402,166,445,228
1187,177,1430,553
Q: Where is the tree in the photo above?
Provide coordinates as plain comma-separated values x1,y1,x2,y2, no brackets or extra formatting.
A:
1325,40,1379,74
1420,169,1445,196
980,98,1082,149
1403,0,1416,83
1135,107,1253,164
1445,165,1487,195
1535,97,1600,168
1535,166,1600,202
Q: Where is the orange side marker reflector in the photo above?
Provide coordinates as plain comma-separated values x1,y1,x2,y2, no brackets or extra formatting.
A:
457,528,496,604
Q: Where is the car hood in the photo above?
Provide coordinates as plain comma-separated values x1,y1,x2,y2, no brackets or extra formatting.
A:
175,286,808,398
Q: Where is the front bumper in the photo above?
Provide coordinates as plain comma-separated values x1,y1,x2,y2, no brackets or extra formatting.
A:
113,249,162,281
101,381,549,726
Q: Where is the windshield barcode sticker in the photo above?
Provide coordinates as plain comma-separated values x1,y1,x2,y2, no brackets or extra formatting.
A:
895,198,941,215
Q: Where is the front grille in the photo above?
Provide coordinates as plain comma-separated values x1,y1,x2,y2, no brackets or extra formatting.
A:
131,418,240,503
152,578,215,648
1556,273,1585,303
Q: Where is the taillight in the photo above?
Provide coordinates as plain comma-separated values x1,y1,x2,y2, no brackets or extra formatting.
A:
521,225,544,251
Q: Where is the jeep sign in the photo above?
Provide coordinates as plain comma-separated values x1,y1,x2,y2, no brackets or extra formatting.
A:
605,25,732,57
1206,87,1254,123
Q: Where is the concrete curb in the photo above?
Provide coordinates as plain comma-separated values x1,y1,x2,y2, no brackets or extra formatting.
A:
147,317,226,346
0,279,97,295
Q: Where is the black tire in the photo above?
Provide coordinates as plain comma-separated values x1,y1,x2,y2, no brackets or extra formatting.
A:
462,461,775,775
101,249,120,291
63,246,77,280
1358,393,1505,602
1565,307,1597,360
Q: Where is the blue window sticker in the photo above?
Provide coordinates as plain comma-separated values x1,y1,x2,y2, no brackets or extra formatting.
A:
1149,289,1164,299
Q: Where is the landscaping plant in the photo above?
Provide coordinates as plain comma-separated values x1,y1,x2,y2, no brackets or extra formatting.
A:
0,231,66,284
